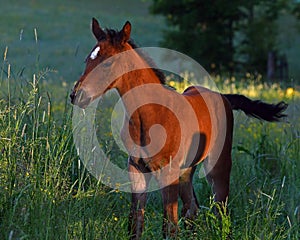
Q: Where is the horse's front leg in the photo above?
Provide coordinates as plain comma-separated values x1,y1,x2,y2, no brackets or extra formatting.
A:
128,160,151,240
161,182,180,238
128,192,147,240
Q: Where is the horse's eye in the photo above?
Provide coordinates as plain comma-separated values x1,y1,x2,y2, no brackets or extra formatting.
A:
102,61,113,68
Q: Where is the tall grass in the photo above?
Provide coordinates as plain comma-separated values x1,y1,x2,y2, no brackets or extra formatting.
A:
0,58,299,239
0,63,72,238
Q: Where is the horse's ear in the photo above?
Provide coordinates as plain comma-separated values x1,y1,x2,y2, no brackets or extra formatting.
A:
121,21,131,43
92,18,106,41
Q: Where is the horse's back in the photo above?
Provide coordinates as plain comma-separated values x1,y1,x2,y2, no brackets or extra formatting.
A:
183,85,220,97
183,86,232,116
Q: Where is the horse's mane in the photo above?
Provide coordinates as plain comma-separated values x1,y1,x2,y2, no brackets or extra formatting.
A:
104,28,166,85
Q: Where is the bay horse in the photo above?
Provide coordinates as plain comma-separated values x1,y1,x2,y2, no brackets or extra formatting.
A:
70,18,288,239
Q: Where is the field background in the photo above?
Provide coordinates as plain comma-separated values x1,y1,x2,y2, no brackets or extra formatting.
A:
0,0,299,239
0,0,165,85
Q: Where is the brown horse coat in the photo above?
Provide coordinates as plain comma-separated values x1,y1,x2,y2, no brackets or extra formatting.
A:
70,19,287,239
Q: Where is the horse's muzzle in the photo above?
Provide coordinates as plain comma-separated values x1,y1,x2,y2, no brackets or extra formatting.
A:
70,89,92,109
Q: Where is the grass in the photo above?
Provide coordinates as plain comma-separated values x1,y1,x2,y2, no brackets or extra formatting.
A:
1,56,299,239
0,1,299,239
0,0,165,84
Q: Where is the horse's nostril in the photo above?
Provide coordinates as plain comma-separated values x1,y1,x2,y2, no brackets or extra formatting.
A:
70,89,91,108
70,91,76,104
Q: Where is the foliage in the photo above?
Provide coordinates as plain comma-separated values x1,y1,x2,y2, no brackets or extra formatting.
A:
150,0,298,75
0,1,299,239
0,62,299,238
236,0,292,74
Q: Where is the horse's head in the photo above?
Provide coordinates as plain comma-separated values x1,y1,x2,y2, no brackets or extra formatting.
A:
70,18,133,108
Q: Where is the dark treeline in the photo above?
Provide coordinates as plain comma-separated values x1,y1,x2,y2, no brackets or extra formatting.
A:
150,0,300,78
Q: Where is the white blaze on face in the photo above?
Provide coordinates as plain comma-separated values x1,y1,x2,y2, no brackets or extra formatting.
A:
90,46,100,60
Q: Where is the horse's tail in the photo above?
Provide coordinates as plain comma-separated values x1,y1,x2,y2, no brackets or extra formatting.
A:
223,94,288,122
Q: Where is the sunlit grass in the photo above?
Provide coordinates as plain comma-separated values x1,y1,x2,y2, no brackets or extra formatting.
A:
167,71,300,102
1,1,298,238
0,54,299,239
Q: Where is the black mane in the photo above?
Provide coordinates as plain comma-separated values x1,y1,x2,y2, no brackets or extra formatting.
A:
104,28,166,85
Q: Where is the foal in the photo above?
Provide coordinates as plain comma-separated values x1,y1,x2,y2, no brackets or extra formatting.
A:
70,18,288,239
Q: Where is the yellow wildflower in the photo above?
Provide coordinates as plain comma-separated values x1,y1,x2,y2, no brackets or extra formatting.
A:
286,87,294,98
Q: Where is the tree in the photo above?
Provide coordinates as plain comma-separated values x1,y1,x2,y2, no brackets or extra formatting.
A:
150,0,294,75
236,0,290,74
151,0,243,74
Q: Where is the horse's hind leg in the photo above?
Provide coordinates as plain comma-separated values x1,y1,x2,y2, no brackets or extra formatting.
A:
204,150,232,240
204,148,232,207
205,102,233,206
179,166,199,223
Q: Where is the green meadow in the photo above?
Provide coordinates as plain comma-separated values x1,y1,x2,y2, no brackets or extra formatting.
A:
0,0,299,239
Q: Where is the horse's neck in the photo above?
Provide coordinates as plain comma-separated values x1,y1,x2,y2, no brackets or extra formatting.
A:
116,68,166,127
115,48,163,95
